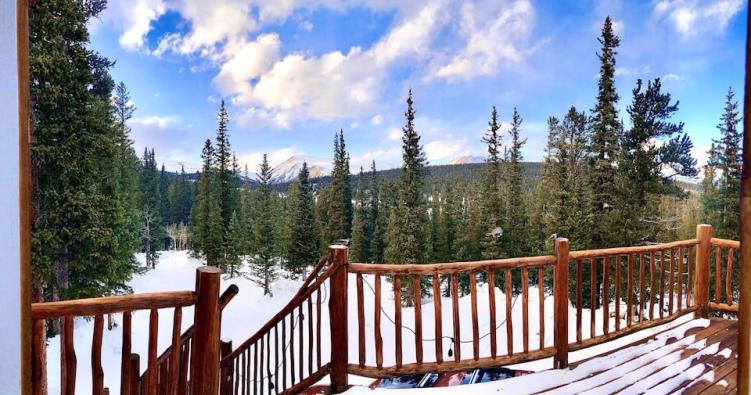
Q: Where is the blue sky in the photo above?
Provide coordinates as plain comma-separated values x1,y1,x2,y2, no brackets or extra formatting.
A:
89,0,747,173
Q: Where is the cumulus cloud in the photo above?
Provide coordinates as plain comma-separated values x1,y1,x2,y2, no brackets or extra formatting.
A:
653,0,743,39
130,115,180,128
424,134,471,162
435,0,537,80
102,0,166,51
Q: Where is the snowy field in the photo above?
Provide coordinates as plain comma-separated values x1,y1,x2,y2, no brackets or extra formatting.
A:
44,251,695,394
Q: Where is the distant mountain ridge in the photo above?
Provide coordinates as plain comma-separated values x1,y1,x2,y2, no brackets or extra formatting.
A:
270,155,330,184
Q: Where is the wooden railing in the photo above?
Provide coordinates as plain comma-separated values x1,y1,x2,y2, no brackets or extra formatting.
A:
31,266,232,395
219,248,347,395
709,237,741,314
138,284,238,394
347,255,558,377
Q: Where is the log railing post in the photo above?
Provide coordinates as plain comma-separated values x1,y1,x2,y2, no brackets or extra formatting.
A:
553,238,569,369
328,245,349,394
694,224,712,319
219,340,233,395
190,266,221,394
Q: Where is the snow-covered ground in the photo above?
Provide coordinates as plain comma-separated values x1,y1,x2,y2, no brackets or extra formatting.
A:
44,251,695,394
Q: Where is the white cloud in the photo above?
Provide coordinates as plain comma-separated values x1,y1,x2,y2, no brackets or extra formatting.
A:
387,128,402,141
130,115,180,128
298,21,314,32
101,0,166,51
653,0,743,39
435,0,537,80
370,114,383,126
424,134,471,162
663,73,681,81
351,146,402,169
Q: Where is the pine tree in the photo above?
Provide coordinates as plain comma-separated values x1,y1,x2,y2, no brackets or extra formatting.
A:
190,140,223,266
367,161,381,263
504,108,529,258
434,181,457,263
140,149,164,267
385,90,430,305
284,163,321,277
251,154,279,295
618,78,696,244
214,100,239,231
714,87,742,239
225,211,245,278
326,130,353,243
239,165,254,255
30,0,141,303
702,144,723,227
350,168,368,262
480,106,505,259
589,16,621,248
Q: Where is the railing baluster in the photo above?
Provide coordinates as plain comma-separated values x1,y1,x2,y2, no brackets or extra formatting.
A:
615,256,621,332
168,307,181,395
316,287,322,370
281,318,286,392
242,349,247,395
639,254,646,322
603,256,609,335
259,336,264,395
451,273,461,361
470,271,479,360
394,275,403,368
626,254,633,327
275,324,279,393
179,343,189,394
715,245,722,304
505,269,513,356
307,295,313,376
62,316,76,395
687,246,694,307
147,309,158,395
413,274,423,364
668,248,675,315
488,270,497,358
649,252,656,320
677,248,683,312
522,267,529,354
356,274,365,368
289,312,295,385
266,332,272,394
92,314,104,395
590,258,596,338
375,273,383,369
31,318,45,395
538,267,545,350
576,260,582,343
254,342,258,395
121,311,132,395
727,247,734,305
432,273,444,363
298,304,303,381
659,250,666,318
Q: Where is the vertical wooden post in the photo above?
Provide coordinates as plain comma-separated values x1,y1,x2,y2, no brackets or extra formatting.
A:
328,245,349,394
737,6,751,392
190,266,221,395
694,224,712,319
553,238,569,369
219,340,233,395
129,354,140,395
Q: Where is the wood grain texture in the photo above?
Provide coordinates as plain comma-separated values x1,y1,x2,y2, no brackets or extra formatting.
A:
31,291,195,319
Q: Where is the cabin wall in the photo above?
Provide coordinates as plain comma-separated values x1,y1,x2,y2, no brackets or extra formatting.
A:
0,0,23,392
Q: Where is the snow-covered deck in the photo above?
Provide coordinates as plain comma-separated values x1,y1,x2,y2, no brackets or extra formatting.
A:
343,317,738,394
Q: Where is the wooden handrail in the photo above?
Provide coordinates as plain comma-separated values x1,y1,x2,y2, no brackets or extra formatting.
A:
31,291,196,319
711,238,740,248
569,239,699,259
349,255,556,275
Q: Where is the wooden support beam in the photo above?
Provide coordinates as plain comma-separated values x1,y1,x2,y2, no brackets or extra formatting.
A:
553,238,569,369
190,266,221,394
328,245,349,394
695,224,712,319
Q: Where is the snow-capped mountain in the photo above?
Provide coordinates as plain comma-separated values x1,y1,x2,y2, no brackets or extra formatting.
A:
270,155,330,184
448,155,485,165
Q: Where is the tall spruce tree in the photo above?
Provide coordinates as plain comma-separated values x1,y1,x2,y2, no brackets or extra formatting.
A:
225,211,245,278
504,109,529,258
140,149,164,267
190,140,223,266
326,130,353,243
214,100,239,231
251,154,279,295
589,16,621,248
30,0,141,303
481,106,505,259
714,87,742,238
385,90,429,305
367,161,381,263
284,163,321,277
350,168,369,262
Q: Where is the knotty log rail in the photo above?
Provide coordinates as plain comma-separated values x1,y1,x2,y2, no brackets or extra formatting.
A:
30,266,234,395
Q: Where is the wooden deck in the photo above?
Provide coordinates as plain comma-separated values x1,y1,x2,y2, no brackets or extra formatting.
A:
533,318,739,394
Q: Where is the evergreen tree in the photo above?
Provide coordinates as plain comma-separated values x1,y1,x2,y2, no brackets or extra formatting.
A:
30,0,141,303
434,181,458,263
480,106,505,259
214,100,240,235
385,90,430,305
504,108,529,258
190,140,223,266
225,211,245,278
367,161,381,263
589,16,621,248
702,144,723,227
239,165,254,255
251,154,279,295
350,168,368,262
284,163,321,277
714,87,742,239
140,149,164,267
326,130,353,242
617,78,697,244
